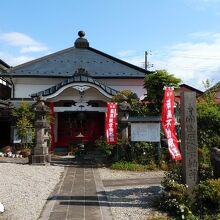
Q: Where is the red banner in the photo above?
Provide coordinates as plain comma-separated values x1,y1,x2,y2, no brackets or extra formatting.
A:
161,87,182,161
49,102,55,151
105,102,118,144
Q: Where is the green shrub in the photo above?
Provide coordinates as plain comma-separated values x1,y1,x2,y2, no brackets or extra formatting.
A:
197,101,220,149
133,142,157,165
198,164,213,181
158,183,195,219
162,163,183,185
193,179,220,216
157,162,220,219
198,147,210,165
95,136,113,156
110,161,158,171
158,163,198,219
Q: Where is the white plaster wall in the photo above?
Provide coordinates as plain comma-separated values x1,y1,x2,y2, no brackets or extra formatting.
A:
15,84,52,98
12,77,146,99
12,78,63,98
98,78,146,98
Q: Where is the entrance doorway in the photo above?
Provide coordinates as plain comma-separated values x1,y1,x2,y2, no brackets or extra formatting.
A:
0,120,11,146
56,112,105,148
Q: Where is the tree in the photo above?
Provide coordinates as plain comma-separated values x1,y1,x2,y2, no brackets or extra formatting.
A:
197,82,220,149
144,69,181,113
112,89,149,116
12,102,35,147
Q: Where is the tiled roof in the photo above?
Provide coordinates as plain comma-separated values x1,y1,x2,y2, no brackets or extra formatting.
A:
0,59,10,69
6,46,149,78
31,75,118,98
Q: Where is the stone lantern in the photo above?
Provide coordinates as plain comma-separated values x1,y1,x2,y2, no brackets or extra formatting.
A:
29,97,51,164
118,100,131,143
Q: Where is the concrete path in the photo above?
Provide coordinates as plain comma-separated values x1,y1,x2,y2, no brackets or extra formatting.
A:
39,162,113,220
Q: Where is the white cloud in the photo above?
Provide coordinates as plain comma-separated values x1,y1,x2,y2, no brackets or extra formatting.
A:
117,50,136,57
118,32,220,91
152,33,220,90
20,46,48,53
117,50,145,68
189,32,220,40
0,31,49,66
0,32,48,53
0,51,35,66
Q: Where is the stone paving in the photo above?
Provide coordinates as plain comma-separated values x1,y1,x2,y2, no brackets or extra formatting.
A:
39,161,113,220
39,158,164,220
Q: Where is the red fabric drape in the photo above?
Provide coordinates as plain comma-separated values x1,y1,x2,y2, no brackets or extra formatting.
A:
105,102,118,144
161,87,182,161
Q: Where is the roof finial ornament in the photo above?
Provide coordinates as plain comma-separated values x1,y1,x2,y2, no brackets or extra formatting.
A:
75,30,89,48
78,31,85,38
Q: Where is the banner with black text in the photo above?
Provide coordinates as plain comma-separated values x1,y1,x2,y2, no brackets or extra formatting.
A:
105,102,117,144
161,87,182,161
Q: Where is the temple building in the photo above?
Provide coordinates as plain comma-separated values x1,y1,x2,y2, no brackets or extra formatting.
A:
3,31,150,150
0,59,11,146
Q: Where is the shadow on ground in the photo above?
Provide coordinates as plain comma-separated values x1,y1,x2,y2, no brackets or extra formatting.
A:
48,185,161,208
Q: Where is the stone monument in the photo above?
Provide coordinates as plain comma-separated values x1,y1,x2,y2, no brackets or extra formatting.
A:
180,92,198,189
29,97,51,164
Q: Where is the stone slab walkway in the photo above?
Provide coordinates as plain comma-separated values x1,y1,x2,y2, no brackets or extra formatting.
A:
39,163,113,220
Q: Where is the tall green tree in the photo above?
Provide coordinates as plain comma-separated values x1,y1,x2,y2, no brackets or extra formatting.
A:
12,102,35,147
144,69,181,113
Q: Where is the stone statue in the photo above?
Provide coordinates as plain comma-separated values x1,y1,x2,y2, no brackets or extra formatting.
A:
210,147,220,178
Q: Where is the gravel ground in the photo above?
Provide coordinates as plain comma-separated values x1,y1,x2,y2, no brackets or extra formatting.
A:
0,163,64,220
98,168,165,220
104,185,162,220
98,167,165,180
0,163,165,220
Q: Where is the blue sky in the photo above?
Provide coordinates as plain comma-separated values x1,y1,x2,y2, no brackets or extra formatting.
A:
1,0,220,90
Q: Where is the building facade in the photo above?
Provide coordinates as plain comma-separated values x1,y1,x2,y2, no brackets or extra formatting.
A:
0,59,11,146
3,31,150,150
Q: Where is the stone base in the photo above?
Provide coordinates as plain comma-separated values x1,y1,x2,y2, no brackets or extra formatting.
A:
29,154,51,165
32,146,48,155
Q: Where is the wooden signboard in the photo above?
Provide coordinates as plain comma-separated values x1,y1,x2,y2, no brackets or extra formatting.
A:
131,122,160,142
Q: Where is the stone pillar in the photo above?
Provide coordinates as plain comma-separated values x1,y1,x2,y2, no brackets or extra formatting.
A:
180,92,198,189
120,123,129,143
29,98,51,165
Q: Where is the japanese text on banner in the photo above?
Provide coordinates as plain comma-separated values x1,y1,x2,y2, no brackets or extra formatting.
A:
161,87,182,161
105,102,118,144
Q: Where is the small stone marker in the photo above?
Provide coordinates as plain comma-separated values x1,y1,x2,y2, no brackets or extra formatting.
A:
180,92,198,189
